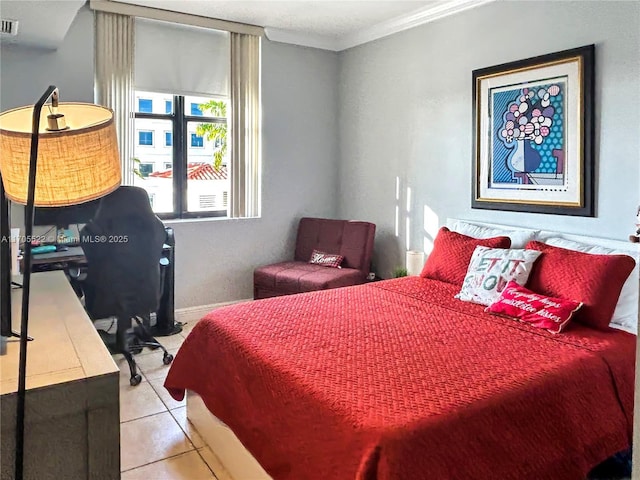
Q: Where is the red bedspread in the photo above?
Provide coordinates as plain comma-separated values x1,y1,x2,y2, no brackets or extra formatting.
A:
165,277,635,480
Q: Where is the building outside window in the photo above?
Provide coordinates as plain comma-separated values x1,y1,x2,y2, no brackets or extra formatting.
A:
133,91,228,217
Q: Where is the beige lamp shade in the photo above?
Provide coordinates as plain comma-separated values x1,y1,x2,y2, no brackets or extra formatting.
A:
0,102,121,206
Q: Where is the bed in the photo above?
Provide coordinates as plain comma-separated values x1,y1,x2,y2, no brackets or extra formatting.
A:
165,220,638,480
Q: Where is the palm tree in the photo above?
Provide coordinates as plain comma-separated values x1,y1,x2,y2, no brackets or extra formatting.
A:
195,100,227,169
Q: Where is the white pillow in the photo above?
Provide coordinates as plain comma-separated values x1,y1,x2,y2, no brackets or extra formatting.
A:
543,236,639,334
448,220,540,249
456,246,542,306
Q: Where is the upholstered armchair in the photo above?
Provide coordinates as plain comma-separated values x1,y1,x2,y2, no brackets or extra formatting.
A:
253,217,376,299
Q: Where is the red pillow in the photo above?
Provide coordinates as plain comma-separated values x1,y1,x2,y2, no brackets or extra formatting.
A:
420,227,511,285
486,281,582,334
309,249,344,268
525,240,636,330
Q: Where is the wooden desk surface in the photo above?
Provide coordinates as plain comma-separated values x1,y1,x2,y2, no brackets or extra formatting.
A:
1,271,118,395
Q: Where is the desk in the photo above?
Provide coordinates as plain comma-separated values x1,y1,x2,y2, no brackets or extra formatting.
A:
30,246,86,270
27,241,180,335
0,271,120,480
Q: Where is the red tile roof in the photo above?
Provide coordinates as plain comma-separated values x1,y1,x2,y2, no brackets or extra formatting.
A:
149,163,228,180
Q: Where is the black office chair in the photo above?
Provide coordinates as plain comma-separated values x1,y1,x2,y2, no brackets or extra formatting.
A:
80,186,173,386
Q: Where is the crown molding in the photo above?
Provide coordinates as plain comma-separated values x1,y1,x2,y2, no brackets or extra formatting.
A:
266,0,495,52
264,27,342,52
337,0,496,51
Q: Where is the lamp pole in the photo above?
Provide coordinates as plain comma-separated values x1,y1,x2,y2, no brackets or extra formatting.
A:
0,175,18,338
14,85,59,480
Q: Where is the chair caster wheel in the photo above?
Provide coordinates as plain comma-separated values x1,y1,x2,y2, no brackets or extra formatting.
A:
163,353,174,365
130,374,142,386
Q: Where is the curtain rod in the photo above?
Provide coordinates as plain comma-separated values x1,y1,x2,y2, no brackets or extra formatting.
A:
89,0,264,37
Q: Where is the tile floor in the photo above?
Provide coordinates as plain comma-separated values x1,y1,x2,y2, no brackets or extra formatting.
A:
116,321,230,480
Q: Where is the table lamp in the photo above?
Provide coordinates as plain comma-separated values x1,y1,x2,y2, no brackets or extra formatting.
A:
0,86,121,480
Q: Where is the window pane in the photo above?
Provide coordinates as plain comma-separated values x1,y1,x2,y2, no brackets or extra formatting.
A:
186,121,229,214
165,131,172,147
185,95,225,117
138,98,153,113
165,100,172,114
139,163,154,177
190,133,204,148
190,103,203,116
133,117,174,214
138,130,154,146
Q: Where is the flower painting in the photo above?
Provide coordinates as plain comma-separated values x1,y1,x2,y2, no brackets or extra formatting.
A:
472,46,594,216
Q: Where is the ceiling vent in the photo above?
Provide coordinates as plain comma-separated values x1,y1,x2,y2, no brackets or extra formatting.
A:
1,19,19,36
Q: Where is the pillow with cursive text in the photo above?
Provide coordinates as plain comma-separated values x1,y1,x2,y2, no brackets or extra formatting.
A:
309,249,344,268
485,280,583,334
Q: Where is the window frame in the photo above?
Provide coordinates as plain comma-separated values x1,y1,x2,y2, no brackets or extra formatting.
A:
134,95,228,220
137,129,154,147
138,162,155,177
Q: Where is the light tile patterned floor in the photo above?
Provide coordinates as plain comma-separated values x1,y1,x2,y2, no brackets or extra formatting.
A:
117,326,226,479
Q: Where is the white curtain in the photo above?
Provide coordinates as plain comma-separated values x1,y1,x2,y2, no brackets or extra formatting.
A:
229,33,261,218
94,11,135,185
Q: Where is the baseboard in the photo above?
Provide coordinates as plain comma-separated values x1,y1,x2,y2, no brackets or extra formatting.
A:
175,299,252,325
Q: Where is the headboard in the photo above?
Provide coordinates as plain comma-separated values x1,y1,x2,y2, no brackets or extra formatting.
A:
446,218,639,252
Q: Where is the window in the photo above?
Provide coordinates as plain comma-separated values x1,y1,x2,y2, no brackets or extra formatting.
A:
190,103,203,116
165,100,172,114
138,130,154,146
133,91,228,218
133,20,260,218
138,98,153,113
139,163,154,177
190,133,204,148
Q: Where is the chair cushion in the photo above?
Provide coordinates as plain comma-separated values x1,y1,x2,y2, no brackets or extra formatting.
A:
254,261,364,295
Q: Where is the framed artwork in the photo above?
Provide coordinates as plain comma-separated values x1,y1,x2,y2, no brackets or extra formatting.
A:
472,45,595,216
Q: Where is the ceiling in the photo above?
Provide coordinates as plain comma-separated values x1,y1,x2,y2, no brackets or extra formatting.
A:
0,0,85,49
0,0,493,51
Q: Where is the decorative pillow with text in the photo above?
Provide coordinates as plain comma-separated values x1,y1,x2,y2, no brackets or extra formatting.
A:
309,249,344,268
486,281,583,334
455,247,541,306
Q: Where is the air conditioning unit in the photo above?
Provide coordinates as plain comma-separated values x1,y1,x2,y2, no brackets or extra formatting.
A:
0,19,19,36
199,194,216,209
